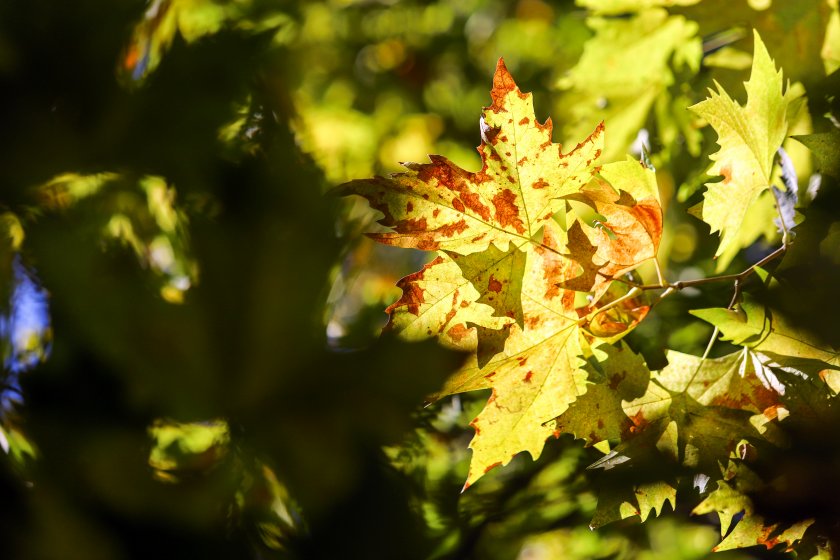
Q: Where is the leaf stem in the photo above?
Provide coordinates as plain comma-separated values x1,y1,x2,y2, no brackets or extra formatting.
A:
701,326,719,360
653,257,666,286
582,286,642,323
771,185,791,247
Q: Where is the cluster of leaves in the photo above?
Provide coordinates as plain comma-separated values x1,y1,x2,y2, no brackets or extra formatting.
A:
341,58,663,488
1,0,840,559
344,24,840,557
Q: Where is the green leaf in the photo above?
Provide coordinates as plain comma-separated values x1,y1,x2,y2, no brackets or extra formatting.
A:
635,480,677,522
589,486,640,529
558,9,701,161
691,297,840,375
689,30,801,268
620,350,782,471
692,464,814,552
576,0,701,15
793,130,840,177
823,2,840,74
712,189,779,273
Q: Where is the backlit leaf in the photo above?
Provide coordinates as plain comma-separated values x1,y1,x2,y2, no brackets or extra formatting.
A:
691,297,840,375
690,31,800,267
552,343,651,447
339,59,605,256
384,254,513,353
619,350,782,471
342,60,663,488
692,463,814,552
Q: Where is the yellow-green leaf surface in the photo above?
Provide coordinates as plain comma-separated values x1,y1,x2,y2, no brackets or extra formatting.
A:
635,481,677,522
576,0,700,14
448,243,527,328
795,130,840,177
692,464,814,552
384,254,513,352
557,9,701,160
552,343,651,447
339,59,605,255
620,350,782,470
436,221,590,488
691,298,840,375
823,0,840,74
690,31,800,265
342,61,663,488
711,189,779,273
590,479,677,528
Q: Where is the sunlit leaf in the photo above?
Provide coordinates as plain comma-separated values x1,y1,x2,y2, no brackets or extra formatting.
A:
339,59,606,255
342,61,663,487
691,297,840,375
618,350,782,471
690,31,801,267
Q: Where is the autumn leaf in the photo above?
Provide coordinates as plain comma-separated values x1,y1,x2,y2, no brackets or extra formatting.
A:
580,349,788,531
690,30,801,268
570,159,663,295
552,343,651,447
447,243,527,328
384,253,514,353
337,59,605,255
431,220,591,488
608,350,781,472
558,348,781,468
340,59,663,487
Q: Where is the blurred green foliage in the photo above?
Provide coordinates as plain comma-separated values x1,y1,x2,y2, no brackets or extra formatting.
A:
0,0,838,559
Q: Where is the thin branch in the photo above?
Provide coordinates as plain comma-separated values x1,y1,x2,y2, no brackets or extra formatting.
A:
616,244,787,293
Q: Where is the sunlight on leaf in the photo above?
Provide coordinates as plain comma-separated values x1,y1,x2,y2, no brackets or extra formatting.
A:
342,60,663,488
689,31,800,269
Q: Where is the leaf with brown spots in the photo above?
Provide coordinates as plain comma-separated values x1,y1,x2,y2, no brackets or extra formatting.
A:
431,221,591,488
340,60,663,488
430,221,653,488
552,343,651,448
385,255,513,352
447,243,527,328
619,349,783,472
573,158,663,295
337,58,605,255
